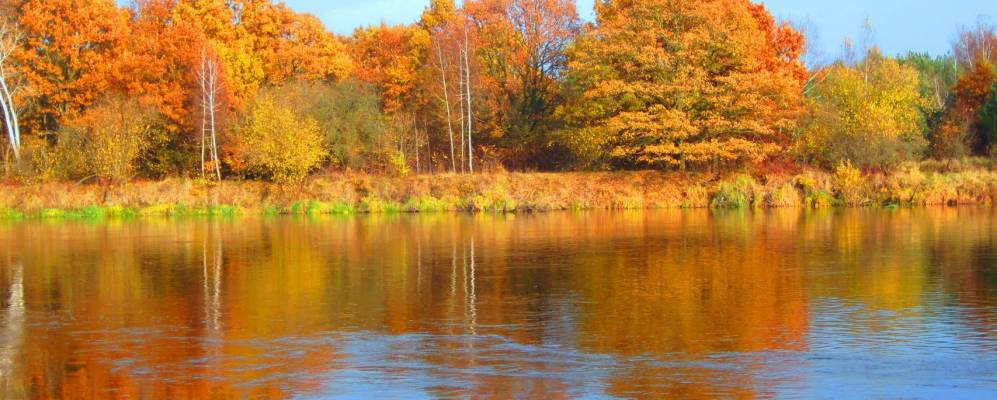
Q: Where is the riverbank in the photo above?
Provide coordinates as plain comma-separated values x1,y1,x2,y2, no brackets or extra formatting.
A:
2,161,996,219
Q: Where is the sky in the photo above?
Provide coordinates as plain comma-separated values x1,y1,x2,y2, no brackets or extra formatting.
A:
284,0,994,58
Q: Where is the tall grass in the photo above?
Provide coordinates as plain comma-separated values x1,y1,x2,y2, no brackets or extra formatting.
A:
2,165,996,220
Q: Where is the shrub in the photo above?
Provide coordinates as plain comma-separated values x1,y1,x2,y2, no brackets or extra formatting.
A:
797,173,836,208
60,96,160,183
682,184,709,208
710,174,759,209
832,162,867,206
237,94,327,183
388,152,412,177
766,182,801,207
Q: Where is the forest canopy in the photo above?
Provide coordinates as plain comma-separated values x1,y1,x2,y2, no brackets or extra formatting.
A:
0,0,994,183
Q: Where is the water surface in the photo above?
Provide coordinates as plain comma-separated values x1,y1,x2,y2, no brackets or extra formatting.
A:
0,210,995,399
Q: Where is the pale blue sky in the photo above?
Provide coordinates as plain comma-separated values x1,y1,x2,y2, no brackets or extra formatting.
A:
283,0,994,57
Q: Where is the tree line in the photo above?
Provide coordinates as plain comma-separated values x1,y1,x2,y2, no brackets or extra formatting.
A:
0,0,995,183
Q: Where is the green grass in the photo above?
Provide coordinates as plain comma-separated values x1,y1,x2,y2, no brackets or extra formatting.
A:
710,175,758,209
402,195,457,213
289,200,356,215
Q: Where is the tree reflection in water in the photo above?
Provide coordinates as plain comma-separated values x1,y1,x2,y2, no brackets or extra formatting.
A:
0,209,993,398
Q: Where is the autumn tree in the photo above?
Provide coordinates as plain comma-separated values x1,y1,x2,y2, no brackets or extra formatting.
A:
420,0,461,172
900,53,959,115
931,23,997,158
123,0,199,130
465,0,580,169
349,24,430,115
244,4,352,83
348,24,432,173
950,57,996,155
115,0,212,178
67,95,161,183
10,0,130,132
174,0,352,107
197,45,224,180
558,0,806,170
954,20,997,71
802,51,929,169
0,21,23,161
236,92,326,183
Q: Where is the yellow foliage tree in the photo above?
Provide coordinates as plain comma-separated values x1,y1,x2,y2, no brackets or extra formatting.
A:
237,93,326,183
558,0,806,170
803,51,929,168
69,95,160,183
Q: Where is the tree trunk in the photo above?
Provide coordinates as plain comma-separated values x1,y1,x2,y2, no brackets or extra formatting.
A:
200,48,223,181
0,72,18,161
199,50,208,179
435,42,457,174
464,27,474,174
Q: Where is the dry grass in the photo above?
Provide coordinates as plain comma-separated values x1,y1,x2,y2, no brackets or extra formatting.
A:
2,165,996,219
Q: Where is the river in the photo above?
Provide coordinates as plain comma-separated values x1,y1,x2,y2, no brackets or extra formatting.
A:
0,209,995,398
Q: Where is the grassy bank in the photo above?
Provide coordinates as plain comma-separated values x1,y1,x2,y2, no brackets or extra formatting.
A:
2,162,996,220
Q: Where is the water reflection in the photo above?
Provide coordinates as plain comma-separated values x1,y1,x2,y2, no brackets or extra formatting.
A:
0,209,994,398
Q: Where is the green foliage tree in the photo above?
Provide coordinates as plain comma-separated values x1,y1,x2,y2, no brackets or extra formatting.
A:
899,52,958,118
276,81,393,171
803,52,929,169
236,93,326,183
981,82,997,154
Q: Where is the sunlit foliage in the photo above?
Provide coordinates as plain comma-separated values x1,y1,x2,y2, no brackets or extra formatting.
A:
802,51,929,169
236,93,326,183
558,0,806,170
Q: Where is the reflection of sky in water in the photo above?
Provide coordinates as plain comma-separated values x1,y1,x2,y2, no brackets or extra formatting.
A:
312,305,997,399
794,299,997,399
323,333,619,399
1,210,996,398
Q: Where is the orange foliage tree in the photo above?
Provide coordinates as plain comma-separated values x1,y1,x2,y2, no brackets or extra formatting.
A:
174,0,352,107
558,0,806,170
465,0,580,169
239,2,352,84
123,0,201,133
933,23,997,157
10,0,130,133
349,24,431,115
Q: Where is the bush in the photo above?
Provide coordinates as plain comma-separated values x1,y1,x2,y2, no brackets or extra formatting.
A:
766,182,801,207
41,96,161,183
832,162,867,206
797,173,836,208
237,93,327,183
710,174,759,209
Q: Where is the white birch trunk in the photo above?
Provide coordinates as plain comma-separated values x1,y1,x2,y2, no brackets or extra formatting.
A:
199,48,223,181
0,26,22,161
463,27,474,174
435,42,457,174
199,51,207,179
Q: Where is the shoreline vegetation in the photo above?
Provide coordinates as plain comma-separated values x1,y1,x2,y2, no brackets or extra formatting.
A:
3,159,996,220
1,2,996,222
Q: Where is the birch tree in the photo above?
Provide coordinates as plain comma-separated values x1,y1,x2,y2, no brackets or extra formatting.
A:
0,23,22,161
198,46,223,181
463,25,473,173
434,40,457,173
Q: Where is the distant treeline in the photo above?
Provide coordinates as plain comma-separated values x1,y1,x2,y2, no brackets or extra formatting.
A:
0,0,995,183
